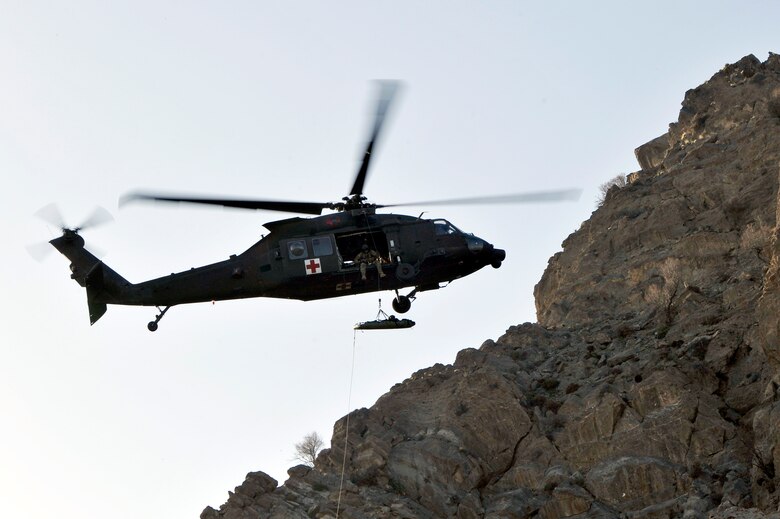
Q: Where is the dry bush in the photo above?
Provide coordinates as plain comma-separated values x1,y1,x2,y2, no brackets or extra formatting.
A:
645,257,683,325
294,431,324,467
596,174,628,206
740,219,773,251
659,257,682,286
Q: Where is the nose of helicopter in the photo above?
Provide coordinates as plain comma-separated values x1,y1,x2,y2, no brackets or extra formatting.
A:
491,247,506,268
466,236,505,268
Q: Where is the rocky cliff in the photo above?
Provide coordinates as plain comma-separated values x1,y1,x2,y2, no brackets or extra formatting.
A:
201,54,780,519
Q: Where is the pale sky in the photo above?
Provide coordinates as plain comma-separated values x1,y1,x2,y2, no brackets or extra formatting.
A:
2,2,779,518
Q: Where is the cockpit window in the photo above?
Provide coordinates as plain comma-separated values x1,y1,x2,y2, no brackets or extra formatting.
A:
287,240,308,259
312,237,334,256
434,219,460,236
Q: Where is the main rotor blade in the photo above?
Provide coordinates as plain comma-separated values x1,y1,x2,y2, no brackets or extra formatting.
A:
121,192,329,215
350,80,401,197
378,189,583,208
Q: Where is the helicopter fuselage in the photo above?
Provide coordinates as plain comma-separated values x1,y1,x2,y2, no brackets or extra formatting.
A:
106,208,505,307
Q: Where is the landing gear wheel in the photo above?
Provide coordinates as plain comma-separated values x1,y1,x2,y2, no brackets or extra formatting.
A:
146,306,171,332
392,295,412,314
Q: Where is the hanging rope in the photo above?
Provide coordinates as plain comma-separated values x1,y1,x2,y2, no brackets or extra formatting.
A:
376,297,387,321
336,329,358,518
359,208,386,293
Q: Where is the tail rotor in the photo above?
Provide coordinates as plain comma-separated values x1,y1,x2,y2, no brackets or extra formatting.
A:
27,204,113,261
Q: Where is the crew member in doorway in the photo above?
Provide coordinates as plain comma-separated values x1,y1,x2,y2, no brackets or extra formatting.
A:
355,244,386,281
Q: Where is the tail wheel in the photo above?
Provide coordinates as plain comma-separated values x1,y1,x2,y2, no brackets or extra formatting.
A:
392,295,412,314
146,306,171,332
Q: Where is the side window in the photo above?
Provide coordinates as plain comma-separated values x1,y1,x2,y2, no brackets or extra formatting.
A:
312,236,334,257
287,240,308,260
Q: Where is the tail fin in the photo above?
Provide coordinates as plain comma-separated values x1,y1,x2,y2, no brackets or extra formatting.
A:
50,231,129,325
85,263,108,324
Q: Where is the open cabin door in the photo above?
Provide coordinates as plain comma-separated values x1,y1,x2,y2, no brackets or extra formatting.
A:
334,230,390,271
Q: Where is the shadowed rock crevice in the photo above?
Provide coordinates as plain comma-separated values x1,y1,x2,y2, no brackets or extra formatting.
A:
202,53,780,519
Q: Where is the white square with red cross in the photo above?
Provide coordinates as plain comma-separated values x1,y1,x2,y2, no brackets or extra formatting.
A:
304,258,322,275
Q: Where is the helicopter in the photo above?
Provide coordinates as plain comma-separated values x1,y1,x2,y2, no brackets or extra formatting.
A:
44,81,580,331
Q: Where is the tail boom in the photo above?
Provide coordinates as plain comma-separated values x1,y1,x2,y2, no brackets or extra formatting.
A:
50,232,130,325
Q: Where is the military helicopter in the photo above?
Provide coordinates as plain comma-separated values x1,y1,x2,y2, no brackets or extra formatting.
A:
44,82,580,331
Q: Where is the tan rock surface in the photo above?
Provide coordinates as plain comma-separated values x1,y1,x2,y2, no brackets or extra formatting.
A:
202,54,780,519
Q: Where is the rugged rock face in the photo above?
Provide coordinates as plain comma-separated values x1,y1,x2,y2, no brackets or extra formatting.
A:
202,54,780,518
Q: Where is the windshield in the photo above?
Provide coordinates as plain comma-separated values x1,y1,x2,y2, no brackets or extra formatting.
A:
433,219,463,236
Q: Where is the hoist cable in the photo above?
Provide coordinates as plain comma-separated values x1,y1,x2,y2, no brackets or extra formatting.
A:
359,208,385,293
335,330,358,518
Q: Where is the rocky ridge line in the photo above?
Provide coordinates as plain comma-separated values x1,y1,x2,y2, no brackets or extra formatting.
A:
202,53,780,519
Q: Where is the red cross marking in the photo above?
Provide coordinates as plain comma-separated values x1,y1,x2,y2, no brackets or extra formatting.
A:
305,258,321,275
